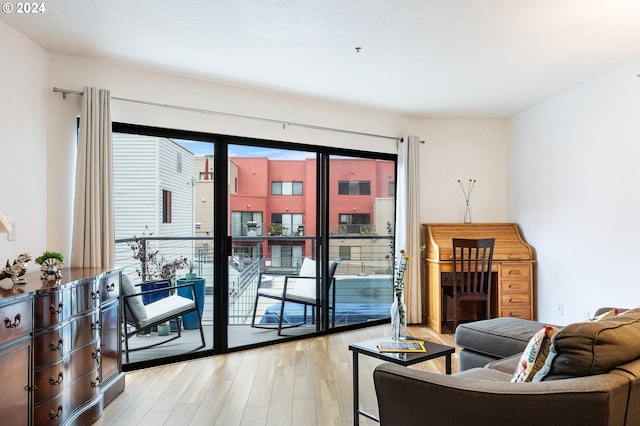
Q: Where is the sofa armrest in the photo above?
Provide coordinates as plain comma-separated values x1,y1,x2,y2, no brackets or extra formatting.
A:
373,363,631,426
485,353,520,374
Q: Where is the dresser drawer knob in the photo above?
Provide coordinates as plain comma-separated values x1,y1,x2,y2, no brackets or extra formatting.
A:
50,303,63,315
49,339,63,352
106,282,116,292
4,313,21,328
49,371,64,386
91,291,100,301
91,376,101,388
49,406,63,420
92,349,101,365
91,320,101,331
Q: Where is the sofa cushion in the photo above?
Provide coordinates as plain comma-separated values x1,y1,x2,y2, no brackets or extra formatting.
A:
539,307,640,380
512,325,559,382
455,317,546,360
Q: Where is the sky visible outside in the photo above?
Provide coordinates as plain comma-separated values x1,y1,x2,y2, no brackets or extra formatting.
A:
177,140,314,160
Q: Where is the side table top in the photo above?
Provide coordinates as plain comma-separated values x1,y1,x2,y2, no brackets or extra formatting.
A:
349,336,455,367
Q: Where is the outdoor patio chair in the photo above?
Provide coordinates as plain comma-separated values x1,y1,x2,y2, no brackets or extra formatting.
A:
251,257,338,335
120,275,206,363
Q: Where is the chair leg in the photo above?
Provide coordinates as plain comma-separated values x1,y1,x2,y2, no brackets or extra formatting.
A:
452,297,458,333
442,293,448,329
251,292,260,327
277,300,286,336
194,304,206,349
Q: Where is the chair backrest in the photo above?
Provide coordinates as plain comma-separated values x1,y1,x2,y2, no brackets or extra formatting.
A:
121,277,171,326
291,258,338,300
452,238,495,298
121,274,148,325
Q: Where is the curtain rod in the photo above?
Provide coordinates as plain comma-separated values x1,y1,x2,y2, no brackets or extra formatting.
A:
52,87,402,142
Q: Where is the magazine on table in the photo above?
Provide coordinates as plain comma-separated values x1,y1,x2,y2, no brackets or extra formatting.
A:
377,339,426,353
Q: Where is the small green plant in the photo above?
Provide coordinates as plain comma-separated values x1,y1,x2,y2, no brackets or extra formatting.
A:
188,262,196,274
269,223,285,235
35,251,64,265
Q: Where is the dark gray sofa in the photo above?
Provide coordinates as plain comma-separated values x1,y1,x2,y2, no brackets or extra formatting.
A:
373,307,640,425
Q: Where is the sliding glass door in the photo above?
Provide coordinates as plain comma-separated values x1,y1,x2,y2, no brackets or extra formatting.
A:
227,144,320,348
328,154,396,329
112,125,215,368
112,122,396,367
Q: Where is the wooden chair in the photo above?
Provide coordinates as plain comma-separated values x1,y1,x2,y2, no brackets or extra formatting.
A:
120,276,206,363
251,257,338,335
443,238,495,332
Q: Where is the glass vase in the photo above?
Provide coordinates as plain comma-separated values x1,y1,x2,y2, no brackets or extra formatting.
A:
463,201,472,223
390,297,407,340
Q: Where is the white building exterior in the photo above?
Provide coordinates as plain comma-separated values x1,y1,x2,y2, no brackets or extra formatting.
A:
113,133,195,277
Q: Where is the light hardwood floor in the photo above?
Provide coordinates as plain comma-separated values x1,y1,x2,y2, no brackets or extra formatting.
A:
96,325,456,426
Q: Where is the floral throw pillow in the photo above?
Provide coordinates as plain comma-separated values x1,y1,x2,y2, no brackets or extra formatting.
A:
589,308,618,322
511,325,559,383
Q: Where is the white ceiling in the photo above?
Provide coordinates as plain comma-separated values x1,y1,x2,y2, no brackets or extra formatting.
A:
3,0,640,117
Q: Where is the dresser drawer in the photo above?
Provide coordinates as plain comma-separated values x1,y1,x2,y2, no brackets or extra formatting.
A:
34,289,72,329
0,299,32,345
499,263,531,280
499,280,531,294
34,392,68,426
74,279,100,315
100,272,120,304
34,325,69,367
34,370,101,426
70,342,102,379
71,311,100,349
500,307,532,319
34,360,67,404
501,293,531,307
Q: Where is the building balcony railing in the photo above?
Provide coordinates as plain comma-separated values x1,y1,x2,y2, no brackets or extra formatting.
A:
115,233,394,325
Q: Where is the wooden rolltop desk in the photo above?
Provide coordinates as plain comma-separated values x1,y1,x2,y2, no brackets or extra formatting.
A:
422,223,535,333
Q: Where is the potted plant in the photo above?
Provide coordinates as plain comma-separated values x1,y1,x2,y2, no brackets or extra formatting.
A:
35,251,64,281
157,322,170,336
186,262,197,280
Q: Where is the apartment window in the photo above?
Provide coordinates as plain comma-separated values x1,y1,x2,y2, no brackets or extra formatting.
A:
338,180,370,195
271,245,303,268
338,245,361,261
231,211,263,236
271,213,303,236
388,181,395,196
199,172,213,180
338,213,370,233
272,181,303,195
162,190,172,223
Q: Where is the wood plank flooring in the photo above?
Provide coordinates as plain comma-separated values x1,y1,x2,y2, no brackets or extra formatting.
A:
96,325,456,426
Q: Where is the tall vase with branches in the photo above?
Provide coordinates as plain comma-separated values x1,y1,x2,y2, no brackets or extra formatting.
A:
458,178,476,223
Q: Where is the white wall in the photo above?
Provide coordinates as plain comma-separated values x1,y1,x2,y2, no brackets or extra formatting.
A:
0,22,48,265
510,55,640,325
418,119,509,224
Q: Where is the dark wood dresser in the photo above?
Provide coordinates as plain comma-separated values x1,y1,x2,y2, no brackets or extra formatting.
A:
422,223,535,333
0,267,125,425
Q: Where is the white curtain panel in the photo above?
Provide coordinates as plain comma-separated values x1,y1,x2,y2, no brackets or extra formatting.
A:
71,87,115,268
396,136,422,323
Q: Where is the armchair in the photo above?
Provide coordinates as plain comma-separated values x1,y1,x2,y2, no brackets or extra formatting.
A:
251,257,338,335
120,276,206,363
